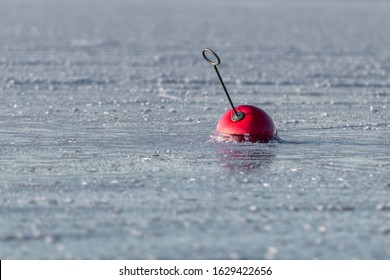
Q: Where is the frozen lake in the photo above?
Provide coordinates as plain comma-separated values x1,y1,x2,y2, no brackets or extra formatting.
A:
1,0,389,259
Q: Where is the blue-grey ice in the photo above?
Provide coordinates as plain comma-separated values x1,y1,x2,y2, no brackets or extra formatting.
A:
0,0,389,259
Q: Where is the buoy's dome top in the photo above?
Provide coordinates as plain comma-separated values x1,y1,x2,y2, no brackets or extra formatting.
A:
216,104,276,138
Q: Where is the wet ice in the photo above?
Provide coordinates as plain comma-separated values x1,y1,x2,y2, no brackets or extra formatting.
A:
1,0,390,259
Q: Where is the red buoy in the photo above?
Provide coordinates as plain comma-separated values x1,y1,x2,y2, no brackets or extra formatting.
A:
216,104,277,143
202,48,278,143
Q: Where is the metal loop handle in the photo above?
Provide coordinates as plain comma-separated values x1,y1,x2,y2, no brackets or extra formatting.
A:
202,48,221,66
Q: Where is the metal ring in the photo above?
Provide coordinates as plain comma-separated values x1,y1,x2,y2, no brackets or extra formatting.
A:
202,48,221,66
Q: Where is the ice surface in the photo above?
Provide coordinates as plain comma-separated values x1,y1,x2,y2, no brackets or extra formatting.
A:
0,0,389,259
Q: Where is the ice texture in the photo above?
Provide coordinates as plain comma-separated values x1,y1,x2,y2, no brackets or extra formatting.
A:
0,0,389,259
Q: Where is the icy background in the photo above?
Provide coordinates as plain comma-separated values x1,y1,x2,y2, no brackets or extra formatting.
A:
0,0,389,259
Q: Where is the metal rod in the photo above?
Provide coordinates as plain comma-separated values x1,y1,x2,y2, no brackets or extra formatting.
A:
213,65,240,117
202,48,244,121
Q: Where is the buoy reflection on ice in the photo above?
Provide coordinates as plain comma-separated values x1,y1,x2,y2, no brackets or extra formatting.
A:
215,144,276,172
